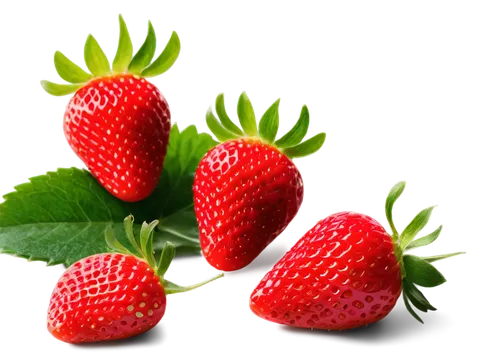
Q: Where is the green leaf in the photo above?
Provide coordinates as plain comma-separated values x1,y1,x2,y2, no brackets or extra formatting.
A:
141,31,180,78
258,99,280,143
399,206,436,250
385,181,406,239
206,107,238,142
156,241,175,277
84,34,111,76
139,220,158,267
282,132,326,159
418,250,467,264
40,80,83,96
54,51,92,84
237,92,258,136
274,105,309,148
0,125,216,266
112,14,133,73
406,225,442,251
404,255,446,287
128,21,156,74
157,206,200,255
215,93,243,136
403,290,424,324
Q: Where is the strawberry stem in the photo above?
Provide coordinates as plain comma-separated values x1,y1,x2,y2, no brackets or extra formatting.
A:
163,273,224,295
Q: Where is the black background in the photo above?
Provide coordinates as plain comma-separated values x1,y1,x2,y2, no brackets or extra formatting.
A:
0,2,476,354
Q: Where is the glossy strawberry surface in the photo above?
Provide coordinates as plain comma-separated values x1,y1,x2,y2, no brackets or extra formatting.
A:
47,253,166,343
63,74,171,202
250,212,402,330
194,138,304,271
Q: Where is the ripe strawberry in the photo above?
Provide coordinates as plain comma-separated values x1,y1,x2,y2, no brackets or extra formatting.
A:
41,15,180,202
47,216,222,343
194,93,326,271
250,182,464,330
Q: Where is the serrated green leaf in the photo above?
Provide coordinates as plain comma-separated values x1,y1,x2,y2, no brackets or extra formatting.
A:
418,250,467,264
112,14,133,73
400,206,435,250
274,105,309,148
215,93,243,136
141,31,180,78
406,225,442,251
40,80,83,96
84,35,111,76
237,92,258,136
157,206,200,255
282,132,326,159
404,254,446,287
105,225,132,255
0,125,216,266
128,21,156,74
385,181,406,239
258,99,280,143
403,290,424,324
206,107,238,142
54,51,92,84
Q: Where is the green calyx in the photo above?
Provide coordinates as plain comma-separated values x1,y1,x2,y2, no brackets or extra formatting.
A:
206,92,326,159
105,215,223,295
385,182,465,323
41,14,181,96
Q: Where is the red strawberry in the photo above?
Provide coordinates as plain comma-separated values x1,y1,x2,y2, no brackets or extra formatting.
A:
41,15,180,202
47,216,222,343
250,182,464,330
194,93,326,271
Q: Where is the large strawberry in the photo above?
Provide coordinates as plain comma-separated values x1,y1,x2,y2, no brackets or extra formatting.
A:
41,15,180,202
194,93,326,271
47,216,223,343
250,182,464,330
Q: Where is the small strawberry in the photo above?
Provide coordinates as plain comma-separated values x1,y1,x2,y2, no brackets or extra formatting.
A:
41,15,180,202
47,216,222,343
194,93,326,271
250,182,464,330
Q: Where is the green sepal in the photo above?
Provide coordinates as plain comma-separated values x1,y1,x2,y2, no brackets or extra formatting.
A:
123,215,142,257
258,99,280,143
403,278,437,312
104,225,132,255
283,132,326,159
40,80,83,96
84,34,111,76
163,273,224,295
112,14,133,73
237,92,258,136
418,250,468,264
141,31,180,78
139,220,159,267
206,107,238,142
274,105,309,148
128,21,156,74
215,93,244,136
403,290,424,324
385,181,406,240
54,51,92,83
406,225,442,251
156,241,175,278
404,254,446,287
399,206,436,250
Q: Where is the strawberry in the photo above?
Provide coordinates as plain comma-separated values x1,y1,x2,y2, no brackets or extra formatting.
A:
250,182,464,330
41,15,180,202
194,93,326,271
47,216,222,343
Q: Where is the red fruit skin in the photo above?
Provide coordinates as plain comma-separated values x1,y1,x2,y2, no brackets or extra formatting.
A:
64,74,171,202
194,138,304,271
250,212,402,330
47,253,166,343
